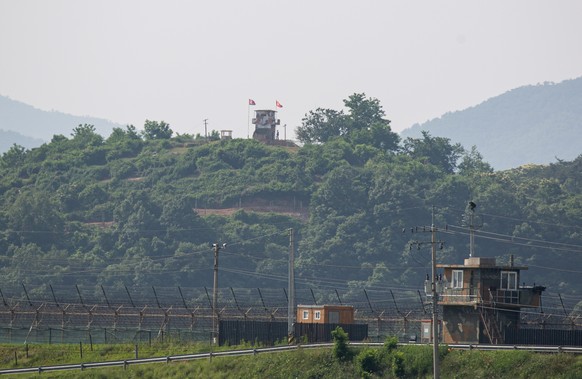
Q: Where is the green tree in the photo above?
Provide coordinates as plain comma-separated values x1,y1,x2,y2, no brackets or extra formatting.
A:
296,93,399,151
331,326,353,362
71,124,103,147
7,191,64,246
458,146,494,175
296,108,348,143
402,131,464,173
1,144,27,168
143,120,173,140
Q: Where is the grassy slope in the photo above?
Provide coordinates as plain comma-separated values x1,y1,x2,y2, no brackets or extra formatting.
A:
2,343,582,379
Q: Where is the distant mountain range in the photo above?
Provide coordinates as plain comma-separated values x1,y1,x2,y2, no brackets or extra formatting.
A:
400,77,582,170
0,95,123,153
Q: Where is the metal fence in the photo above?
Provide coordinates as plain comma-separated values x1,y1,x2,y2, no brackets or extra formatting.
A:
0,285,580,345
504,327,582,346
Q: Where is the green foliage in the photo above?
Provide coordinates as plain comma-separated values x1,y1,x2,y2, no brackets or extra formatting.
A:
354,347,384,377
142,120,173,140
392,351,405,378
331,326,352,362
296,93,399,152
383,336,398,353
1,144,27,168
4,343,580,379
0,96,582,296
402,130,464,173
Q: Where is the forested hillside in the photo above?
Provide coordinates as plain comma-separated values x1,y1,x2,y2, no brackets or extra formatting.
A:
1,94,581,303
401,77,582,170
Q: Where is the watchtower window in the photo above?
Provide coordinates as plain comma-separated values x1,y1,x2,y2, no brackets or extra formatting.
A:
501,271,517,291
452,270,464,289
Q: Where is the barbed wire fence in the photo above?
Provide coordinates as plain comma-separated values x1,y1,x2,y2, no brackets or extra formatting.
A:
0,285,580,345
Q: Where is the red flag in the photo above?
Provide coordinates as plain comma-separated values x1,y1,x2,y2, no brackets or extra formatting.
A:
276,100,283,108
249,99,256,105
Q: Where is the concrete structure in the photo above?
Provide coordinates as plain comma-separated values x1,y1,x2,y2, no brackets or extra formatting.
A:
436,256,545,344
220,130,232,140
252,109,279,143
296,305,354,324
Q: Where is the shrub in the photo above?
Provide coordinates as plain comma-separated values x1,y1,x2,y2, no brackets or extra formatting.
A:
392,351,405,378
384,336,398,353
331,326,353,362
355,348,384,377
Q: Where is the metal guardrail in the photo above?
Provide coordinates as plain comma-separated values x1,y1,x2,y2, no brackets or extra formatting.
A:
447,343,582,354
0,343,334,376
2,342,582,375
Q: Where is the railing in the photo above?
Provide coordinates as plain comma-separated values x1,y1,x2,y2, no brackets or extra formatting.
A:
439,288,540,307
3,343,582,376
439,288,479,304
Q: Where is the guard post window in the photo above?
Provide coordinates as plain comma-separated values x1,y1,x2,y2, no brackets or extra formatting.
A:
501,271,517,290
452,270,464,289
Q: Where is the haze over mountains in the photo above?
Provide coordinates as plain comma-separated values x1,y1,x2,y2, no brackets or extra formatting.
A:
2,77,582,170
400,77,582,170
0,95,122,153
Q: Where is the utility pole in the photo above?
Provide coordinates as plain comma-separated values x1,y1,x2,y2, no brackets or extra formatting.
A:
431,207,440,379
288,228,295,342
204,119,208,140
467,201,478,258
212,243,226,347
408,207,443,379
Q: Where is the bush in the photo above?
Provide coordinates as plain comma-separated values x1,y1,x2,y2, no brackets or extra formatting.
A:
355,348,384,377
392,351,405,378
331,326,353,362
384,336,398,353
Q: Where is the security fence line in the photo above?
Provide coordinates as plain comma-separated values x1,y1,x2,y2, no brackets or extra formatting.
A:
0,285,580,345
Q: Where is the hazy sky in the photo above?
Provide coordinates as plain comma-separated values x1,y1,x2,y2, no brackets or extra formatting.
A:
2,1,582,140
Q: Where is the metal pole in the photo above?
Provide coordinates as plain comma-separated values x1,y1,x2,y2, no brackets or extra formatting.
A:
431,207,440,379
469,208,475,258
288,228,295,340
212,243,220,347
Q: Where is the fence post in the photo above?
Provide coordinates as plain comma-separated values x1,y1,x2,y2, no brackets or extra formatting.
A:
49,327,52,345
79,341,83,359
26,343,29,358
14,350,17,366
135,344,138,359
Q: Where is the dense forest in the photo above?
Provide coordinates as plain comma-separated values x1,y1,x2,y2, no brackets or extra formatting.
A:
1,94,581,303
